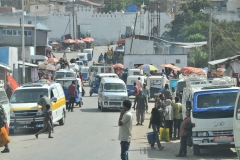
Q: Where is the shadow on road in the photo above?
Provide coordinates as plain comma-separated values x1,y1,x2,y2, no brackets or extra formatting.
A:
80,108,101,112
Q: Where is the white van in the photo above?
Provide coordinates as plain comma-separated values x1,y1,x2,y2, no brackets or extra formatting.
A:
0,80,10,129
9,82,66,134
98,78,128,112
234,88,240,159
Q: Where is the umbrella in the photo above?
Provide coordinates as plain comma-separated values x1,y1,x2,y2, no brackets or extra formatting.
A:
160,64,180,71
138,64,158,71
47,58,58,63
75,39,86,44
83,37,94,43
116,39,125,45
63,39,75,44
38,63,56,71
51,41,59,45
113,63,124,69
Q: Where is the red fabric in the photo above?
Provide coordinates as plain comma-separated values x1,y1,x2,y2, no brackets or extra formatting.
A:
180,67,206,75
68,84,76,95
134,86,139,95
7,76,19,91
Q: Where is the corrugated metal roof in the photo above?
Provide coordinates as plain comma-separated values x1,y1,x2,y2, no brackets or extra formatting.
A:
0,62,11,70
36,23,51,32
208,58,228,65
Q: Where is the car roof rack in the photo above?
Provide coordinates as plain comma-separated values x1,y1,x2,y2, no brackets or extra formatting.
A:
0,80,4,89
179,73,207,80
185,76,237,91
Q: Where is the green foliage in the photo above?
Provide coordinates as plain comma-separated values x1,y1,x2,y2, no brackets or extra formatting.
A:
187,48,208,68
103,0,149,12
165,0,240,67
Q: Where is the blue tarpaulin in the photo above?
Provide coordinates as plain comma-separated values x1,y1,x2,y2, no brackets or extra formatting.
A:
124,4,137,12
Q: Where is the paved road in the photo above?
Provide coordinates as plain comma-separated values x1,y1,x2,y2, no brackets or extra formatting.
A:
1,46,238,159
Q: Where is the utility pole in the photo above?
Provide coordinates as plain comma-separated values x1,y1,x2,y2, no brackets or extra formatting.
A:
34,6,37,55
72,1,75,40
208,8,212,69
130,13,138,54
22,0,25,84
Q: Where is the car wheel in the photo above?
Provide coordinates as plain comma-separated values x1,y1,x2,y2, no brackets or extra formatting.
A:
101,105,105,112
9,129,14,134
59,110,65,125
193,145,200,155
98,100,101,109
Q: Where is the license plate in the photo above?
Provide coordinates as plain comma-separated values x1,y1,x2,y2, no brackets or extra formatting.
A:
214,136,233,143
19,121,31,124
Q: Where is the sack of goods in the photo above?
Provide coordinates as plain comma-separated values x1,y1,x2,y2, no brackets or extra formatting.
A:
0,127,10,147
212,76,236,86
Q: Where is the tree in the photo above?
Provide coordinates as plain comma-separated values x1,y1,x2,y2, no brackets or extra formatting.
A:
187,48,208,68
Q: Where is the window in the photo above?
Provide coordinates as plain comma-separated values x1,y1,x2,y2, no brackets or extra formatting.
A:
7,30,12,35
24,30,32,37
2,29,7,35
176,59,180,63
56,86,64,97
12,30,17,36
28,31,32,37
103,83,126,92
10,89,48,103
51,88,58,98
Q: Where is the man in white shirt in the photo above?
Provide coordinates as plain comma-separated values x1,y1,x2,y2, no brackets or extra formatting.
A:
118,100,133,160
136,77,143,90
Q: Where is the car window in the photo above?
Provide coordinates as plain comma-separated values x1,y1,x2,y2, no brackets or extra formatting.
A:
56,86,64,97
51,88,59,98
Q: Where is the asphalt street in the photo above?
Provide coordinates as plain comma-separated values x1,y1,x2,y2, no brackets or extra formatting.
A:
1,46,238,160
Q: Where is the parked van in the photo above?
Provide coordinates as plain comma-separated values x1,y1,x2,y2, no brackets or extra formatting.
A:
0,80,10,129
234,88,240,159
9,82,66,134
98,78,128,111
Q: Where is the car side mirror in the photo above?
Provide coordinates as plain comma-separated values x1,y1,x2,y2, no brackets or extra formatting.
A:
186,101,191,110
51,97,57,103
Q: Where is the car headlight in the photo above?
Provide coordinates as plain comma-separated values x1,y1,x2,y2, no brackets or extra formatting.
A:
36,109,43,116
122,97,128,101
10,111,15,117
197,132,208,137
103,96,109,100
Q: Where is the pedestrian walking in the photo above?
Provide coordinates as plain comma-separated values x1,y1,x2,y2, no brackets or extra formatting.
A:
0,104,10,153
176,109,191,157
35,104,53,139
5,82,12,100
172,97,183,139
148,101,164,151
37,95,54,132
133,82,139,96
118,100,133,160
133,89,148,125
135,77,143,90
68,81,76,112
142,83,150,112
164,99,174,139
161,84,171,99
63,52,67,60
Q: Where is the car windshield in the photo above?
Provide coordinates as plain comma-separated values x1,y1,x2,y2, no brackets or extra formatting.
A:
197,92,237,109
76,62,83,66
57,80,76,90
104,83,126,92
55,72,75,79
10,89,48,103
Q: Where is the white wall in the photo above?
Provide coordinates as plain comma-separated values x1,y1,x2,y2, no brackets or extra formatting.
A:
123,54,187,70
227,0,240,12
125,39,154,55
0,8,173,46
